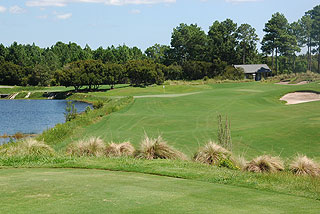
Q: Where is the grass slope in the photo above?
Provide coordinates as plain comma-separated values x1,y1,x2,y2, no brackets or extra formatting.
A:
0,168,319,214
65,82,320,159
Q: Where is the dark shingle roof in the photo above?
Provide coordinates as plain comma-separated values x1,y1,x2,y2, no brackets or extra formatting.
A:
234,64,271,74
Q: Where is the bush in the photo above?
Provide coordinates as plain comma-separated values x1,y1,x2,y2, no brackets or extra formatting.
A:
290,155,320,177
64,101,77,122
66,137,106,157
193,141,237,169
0,138,55,157
126,60,164,86
219,66,244,80
182,61,214,80
93,100,104,109
245,155,284,173
135,135,187,160
105,142,135,157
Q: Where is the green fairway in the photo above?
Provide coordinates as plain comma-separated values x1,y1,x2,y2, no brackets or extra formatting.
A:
0,168,319,214
61,82,320,159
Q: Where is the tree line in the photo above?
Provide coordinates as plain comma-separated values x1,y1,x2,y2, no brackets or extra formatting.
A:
0,5,319,88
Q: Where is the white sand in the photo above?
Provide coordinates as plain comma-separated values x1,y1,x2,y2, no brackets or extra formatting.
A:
276,81,309,85
280,92,320,105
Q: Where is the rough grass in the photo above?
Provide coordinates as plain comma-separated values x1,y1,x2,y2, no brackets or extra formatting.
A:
66,137,106,157
290,155,320,177
105,142,135,157
135,135,187,160
264,71,320,83
0,138,55,157
193,141,231,165
245,155,284,173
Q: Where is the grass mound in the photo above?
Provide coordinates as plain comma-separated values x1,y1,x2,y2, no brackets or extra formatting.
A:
135,135,187,160
245,155,284,173
0,138,55,156
290,155,320,177
193,142,231,165
105,142,135,157
66,137,106,157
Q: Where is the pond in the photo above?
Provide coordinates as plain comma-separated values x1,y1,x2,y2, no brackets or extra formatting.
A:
0,100,91,145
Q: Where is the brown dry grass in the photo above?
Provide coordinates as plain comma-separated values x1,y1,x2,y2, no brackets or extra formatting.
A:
193,141,231,165
245,155,284,173
135,135,187,160
66,137,106,157
290,155,320,177
105,142,135,157
0,138,55,156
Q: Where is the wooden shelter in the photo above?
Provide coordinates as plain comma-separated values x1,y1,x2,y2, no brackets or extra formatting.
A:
234,64,272,81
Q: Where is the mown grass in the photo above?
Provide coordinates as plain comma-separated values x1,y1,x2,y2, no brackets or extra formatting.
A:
0,156,319,201
69,82,320,160
1,167,319,214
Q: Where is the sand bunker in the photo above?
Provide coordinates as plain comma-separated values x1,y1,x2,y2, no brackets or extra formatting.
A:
280,92,320,105
276,81,309,85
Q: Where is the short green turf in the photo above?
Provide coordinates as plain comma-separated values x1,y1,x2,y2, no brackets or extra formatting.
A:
0,168,319,214
64,82,320,159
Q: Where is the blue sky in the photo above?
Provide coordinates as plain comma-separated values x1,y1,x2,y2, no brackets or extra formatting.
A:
0,0,319,51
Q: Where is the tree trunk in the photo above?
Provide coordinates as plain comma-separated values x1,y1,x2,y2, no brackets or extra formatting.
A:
275,48,278,74
271,49,274,72
318,46,320,73
308,37,312,71
243,45,246,64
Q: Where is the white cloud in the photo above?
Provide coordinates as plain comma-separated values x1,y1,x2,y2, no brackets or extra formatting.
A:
26,0,176,7
0,6,7,13
9,6,26,14
56,12,72,19
130,9,141,14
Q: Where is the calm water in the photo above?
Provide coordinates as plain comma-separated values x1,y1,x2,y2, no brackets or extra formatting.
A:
0,100,91,144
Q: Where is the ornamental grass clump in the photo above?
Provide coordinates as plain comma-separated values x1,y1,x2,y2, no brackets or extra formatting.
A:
245,155,284,173
0,138,55,157
135,135,187,160
289,155,320,177
105,142,135,157
193,141,236,169
66,137,106,157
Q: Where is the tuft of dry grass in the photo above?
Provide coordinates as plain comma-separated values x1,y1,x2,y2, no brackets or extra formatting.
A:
245,155,284,173
66,137,106,157
193,141,232,165
105,142,135,157
232,155,248,170
290,155,320,177
0,138,55,156
135,135,187,160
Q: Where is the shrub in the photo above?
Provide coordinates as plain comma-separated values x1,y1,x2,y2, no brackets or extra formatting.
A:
0,138,55,157
135,135,187,160
289,155,320,177
66,137,106,157
105,142,135,157
93,100,104,109
65,101,77,122
193,141,237,169
245,155,284,173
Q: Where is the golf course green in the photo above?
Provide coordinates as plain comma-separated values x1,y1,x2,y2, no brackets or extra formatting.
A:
1,81,320,213
58,82,320,159
1,168,319,214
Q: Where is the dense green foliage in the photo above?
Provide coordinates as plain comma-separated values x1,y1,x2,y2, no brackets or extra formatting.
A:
1,5,319,88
